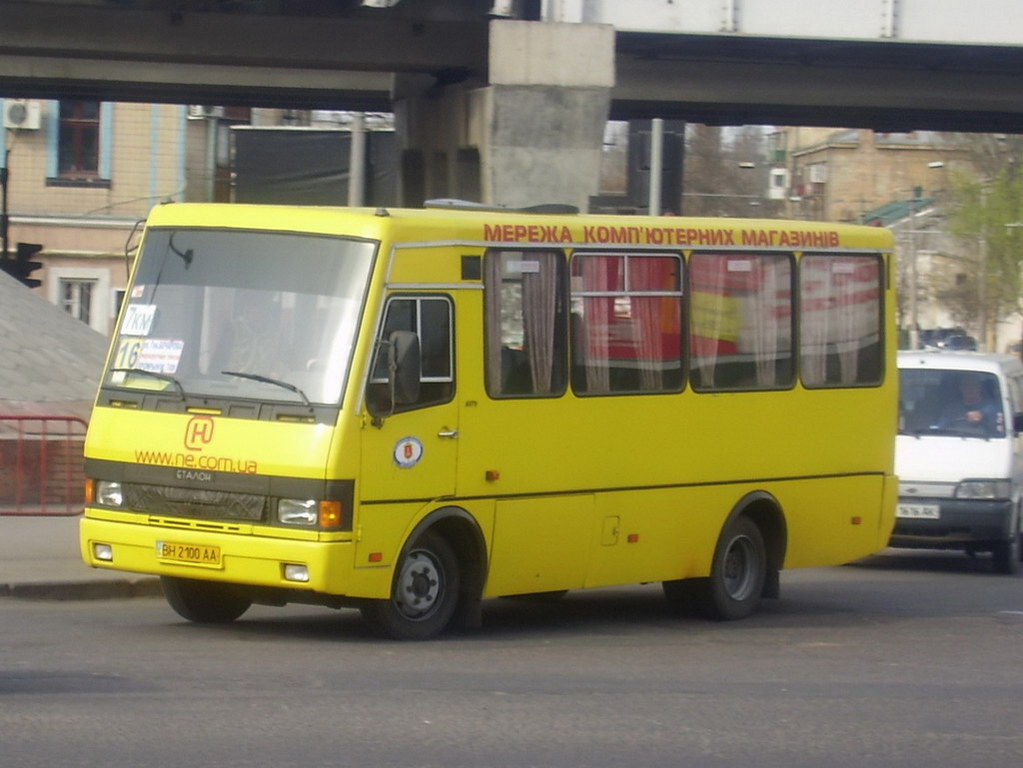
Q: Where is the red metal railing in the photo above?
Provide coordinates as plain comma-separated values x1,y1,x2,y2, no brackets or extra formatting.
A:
0,415,89,516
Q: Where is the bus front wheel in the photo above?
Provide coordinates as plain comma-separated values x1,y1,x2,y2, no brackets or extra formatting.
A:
361,531,460,640
161,576,252,623
665,516,766,621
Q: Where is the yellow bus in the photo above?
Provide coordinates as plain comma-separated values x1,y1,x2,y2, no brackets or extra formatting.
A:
80,201,897,639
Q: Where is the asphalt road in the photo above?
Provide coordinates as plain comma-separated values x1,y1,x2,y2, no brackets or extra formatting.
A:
2,548,1022,768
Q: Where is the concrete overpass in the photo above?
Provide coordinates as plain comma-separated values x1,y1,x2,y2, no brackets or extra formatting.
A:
2,0,1023,208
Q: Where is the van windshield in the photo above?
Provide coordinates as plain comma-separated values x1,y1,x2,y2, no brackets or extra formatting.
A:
104,227,376,406
899,368,1005,438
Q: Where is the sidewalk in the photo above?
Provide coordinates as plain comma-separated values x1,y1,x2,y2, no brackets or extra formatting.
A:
0,514,160,600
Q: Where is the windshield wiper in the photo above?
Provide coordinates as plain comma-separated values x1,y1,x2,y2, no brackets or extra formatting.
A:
221,370,312,409
111,368,186,400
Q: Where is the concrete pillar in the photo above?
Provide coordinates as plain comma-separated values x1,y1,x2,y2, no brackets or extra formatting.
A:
393,20,614,211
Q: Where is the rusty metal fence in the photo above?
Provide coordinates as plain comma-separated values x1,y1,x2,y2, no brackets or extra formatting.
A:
0,415,88,516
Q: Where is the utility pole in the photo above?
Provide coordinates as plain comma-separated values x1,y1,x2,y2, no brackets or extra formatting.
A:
1,148,9,259
978,183,989,351
908,195,920,350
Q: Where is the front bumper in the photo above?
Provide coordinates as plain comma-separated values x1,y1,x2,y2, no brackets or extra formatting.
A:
80,509,387,598
891,497,1014,548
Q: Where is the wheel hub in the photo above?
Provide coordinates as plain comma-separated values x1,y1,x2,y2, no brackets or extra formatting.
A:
723,535,757,600
395,550,442,619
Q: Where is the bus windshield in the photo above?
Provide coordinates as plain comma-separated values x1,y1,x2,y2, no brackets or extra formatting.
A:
104,227,376,406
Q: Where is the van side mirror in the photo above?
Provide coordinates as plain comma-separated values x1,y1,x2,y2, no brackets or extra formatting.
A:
388,330,421,405
367,330,421,427
1013,412,1023,434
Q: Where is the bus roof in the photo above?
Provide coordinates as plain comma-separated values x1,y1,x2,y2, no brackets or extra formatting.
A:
143,202,895,252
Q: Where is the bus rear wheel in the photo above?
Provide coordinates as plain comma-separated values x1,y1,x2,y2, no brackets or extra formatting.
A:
361,531,460,640
666,516,766,621
161,576,252,623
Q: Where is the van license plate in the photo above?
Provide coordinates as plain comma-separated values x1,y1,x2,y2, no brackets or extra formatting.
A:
896,503,940,519
156,540,222,567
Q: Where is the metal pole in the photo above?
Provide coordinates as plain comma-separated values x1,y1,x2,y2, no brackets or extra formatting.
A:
348,112,366,207
204,116,217,202
909,223,919,350
978,184,989,351
1,149,9,259
908,199,924,353
648,118,663,216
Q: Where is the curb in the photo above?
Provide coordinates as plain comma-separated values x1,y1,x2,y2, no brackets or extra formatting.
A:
0,578,162,601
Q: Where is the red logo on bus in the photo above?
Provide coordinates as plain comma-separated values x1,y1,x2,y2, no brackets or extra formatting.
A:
184,415,215,451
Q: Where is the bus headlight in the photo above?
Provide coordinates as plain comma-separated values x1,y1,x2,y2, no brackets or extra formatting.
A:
95,480,124,507
277,498,318,525
955,480,1011,500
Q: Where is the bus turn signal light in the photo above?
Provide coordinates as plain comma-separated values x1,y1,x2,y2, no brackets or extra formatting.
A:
319,500,343,528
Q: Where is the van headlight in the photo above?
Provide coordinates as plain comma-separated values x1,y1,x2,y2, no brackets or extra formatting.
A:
955,480,1011,500
277,498,318,525
95,480,124,507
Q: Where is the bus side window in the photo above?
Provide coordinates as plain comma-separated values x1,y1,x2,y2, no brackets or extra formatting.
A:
367,295,454,414
799,254,884,389
570,252,684,396
484,249,568,398
689,252,794,392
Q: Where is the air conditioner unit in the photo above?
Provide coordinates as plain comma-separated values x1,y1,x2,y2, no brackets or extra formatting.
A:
3,100,41,130
187,105,225,120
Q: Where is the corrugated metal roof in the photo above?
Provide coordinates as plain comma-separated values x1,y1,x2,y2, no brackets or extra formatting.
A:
862,197,935,227
0,270,107,417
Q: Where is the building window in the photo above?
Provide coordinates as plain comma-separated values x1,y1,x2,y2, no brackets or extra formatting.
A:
61,279,95,325
47,101,111,187
58,101,100,178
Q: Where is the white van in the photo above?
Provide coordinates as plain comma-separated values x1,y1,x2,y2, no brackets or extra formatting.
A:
895,351,1023,574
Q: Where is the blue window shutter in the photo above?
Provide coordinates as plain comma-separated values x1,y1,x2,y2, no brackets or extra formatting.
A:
46,100,60,178
99,102,113,180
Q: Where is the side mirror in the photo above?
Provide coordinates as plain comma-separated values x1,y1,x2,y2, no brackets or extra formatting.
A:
1013,412,1023,434
388,330,421,405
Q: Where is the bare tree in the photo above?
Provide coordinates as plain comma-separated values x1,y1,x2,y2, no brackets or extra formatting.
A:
683,125,772,217
941,133,1023,346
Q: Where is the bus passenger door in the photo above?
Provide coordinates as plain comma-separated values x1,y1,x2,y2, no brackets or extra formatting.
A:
359,295,458,503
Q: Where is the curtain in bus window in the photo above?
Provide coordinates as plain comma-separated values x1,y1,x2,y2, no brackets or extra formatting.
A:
689,254,731,389
484,254,507,395
800,255,882,387
800,256,829,386
522,252,559,393
750,256,792,387
579,255,615,393
631,257,681,392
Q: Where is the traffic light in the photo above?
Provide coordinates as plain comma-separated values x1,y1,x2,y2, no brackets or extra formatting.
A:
0,242,44,289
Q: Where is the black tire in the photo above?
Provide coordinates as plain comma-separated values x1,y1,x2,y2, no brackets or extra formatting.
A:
161,576,252,623
992,514,1021,575
685,515,767,621
360,531,460,640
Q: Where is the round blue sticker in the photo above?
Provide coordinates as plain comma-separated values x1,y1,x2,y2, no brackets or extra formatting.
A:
393,436,424,468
